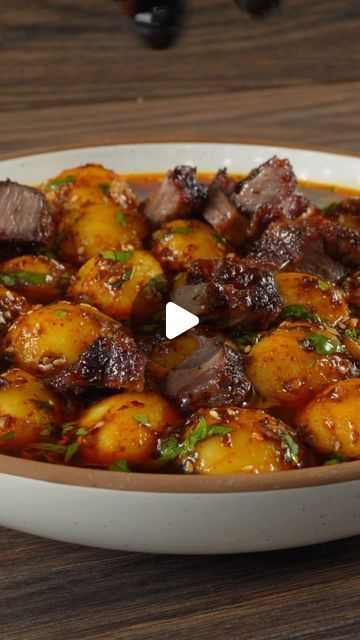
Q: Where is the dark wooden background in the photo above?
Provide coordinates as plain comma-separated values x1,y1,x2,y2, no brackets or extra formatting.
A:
1,1,360,639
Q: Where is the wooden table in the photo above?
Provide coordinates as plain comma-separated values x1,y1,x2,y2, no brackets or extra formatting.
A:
1,1,360,638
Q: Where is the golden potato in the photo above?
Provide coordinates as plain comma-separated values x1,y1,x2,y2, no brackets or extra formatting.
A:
169,407,305,475
246,321,352,408
296,379,360,459
69,250,163,320
0,255,70,304
57,201,148,265
42,163,138,222
152,219,227,271
0,284,29,334
77,392,182,467
3,301,118,377
275,272,349,325
0,368,64,454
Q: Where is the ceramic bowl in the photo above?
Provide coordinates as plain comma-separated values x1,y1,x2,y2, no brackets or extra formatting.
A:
0,141,360,554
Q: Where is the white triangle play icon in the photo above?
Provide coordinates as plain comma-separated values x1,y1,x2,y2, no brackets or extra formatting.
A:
166,302,199,340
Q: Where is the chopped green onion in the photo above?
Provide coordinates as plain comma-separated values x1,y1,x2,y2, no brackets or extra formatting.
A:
46,175,76,191
101,250,133,263
133,413,150,426
115,211,128,227
302,333,344,355
109,459,130,472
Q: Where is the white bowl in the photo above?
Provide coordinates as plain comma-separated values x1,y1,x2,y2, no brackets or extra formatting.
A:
0,141,360,554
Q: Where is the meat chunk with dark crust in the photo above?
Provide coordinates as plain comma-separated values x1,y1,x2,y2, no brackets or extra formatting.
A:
143,165,208,226
249,217,348,282
202,169,248,245
0,180,55,251
344,269,360,311
171,257,281,330
231,156,309,239
47,331,146,394
320,199,360,266
162,333,252,414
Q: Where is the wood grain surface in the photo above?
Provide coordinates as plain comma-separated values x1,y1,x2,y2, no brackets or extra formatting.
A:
1,2,360,639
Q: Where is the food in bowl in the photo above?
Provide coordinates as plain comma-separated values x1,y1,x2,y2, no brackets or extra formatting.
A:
0,157,359,476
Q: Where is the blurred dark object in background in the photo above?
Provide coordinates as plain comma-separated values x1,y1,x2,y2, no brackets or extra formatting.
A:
120,0,281,49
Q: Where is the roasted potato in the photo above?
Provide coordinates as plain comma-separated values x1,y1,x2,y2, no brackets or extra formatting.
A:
0,255,70,304
152,219,227,271
3,301,119,377
0,284,29,334
42,163,138,222
275,272,349,325
0,368,64,454
77,392,182,468
69,250,163,320
296,378,360,459
57,201,148,266
173,407,305,475
246,321,352,407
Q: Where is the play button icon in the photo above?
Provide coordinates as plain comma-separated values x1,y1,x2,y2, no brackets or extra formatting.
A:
165,302,199,340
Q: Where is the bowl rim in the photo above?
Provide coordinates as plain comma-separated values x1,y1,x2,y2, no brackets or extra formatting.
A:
0,138,359,494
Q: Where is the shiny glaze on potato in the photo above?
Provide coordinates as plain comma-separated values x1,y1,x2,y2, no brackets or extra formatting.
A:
70,250,163,320
0,368,65,454
152,219,227,271
0,255,70,304
296,379,360,459
246,321,353,408
77,392,182,467
177,407,305,475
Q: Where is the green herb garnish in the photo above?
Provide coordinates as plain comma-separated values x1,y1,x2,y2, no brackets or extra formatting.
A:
281,305,320,323
210,232,226,244
324,452,350,466
0,431,15,442
62,422,76,434
317,279,331,292
76,427,89,437
47,175,76,191
169,226,192,235
53,309,69,319
344,328,358,339
133,413,150,426
30,442,67,454
281,433,300,465
64,442,80,463
40,425,54,437
0,271,50,287
159,435,181,463
109,459,130,472
181,417,232,457
323,202,339,215
101,250,133,263
99,183,111,196
115,211,128,227
302,333,344,355
233,334,260,350
108,267,133,290
33,399,55,410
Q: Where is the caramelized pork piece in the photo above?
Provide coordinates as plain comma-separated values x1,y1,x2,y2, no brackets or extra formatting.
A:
171,257,281,330
320,199,360,266
161,333,252,413
143,165,208,226
47,331,146,394
202,169,248,245
344,269,360,311
250,218,348,283
231,157,309,239
0,180,54,251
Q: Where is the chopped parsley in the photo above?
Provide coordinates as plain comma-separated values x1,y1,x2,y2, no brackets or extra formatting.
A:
0,271,50,287
317,279,331,292
99,183,111,196
133,413,150,426
281,305,320,323
181,417,233,457
169,226,192,235
53,309,69,319
108,267,133,290
302,333,344,355
46,175,76,191
323,202,339,215
115,211,128,227
33,399,55,410
0,431,15,442
281,433,300,465
210,232,226,244
101,250,133,263
109,459,130,472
